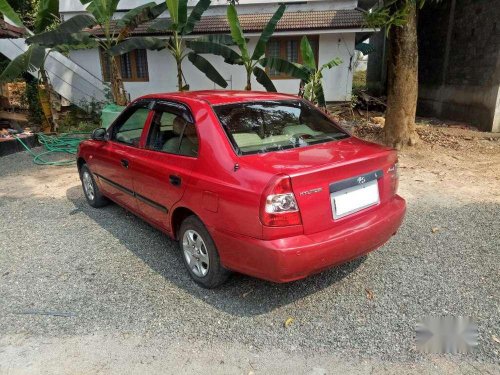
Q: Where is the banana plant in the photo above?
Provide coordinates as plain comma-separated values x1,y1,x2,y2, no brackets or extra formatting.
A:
0,0,60,130
109,0,228,91
26,1,167,105
261,36,342,107
186,3,285,91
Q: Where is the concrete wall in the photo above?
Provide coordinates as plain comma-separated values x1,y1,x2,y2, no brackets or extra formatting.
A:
418,0,500,132
68,33,356,102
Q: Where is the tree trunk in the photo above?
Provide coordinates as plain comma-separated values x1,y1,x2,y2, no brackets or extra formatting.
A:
110,56,128,106
177,59,184,91
38,69,54,132
245,69,251,90
384,2,419,149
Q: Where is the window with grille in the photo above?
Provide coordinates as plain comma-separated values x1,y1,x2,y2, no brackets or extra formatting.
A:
265,36,319,79
100,49,149,82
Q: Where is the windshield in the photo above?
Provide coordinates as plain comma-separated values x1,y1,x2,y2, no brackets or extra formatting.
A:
213,100,349,155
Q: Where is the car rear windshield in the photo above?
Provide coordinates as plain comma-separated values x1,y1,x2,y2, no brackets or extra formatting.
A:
213,100,349,155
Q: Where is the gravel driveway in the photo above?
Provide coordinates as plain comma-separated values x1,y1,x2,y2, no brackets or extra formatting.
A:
0,148,498,374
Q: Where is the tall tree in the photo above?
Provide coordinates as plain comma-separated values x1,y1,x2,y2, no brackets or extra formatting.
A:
365,0,437,149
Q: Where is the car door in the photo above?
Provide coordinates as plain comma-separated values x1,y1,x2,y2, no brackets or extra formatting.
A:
91,100,154,211
131,101,198,232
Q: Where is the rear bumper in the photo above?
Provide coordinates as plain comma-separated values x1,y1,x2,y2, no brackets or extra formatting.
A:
212,195,406,283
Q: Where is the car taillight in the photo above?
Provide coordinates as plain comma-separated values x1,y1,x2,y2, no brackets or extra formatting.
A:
388,162,399,194
260,175,302,226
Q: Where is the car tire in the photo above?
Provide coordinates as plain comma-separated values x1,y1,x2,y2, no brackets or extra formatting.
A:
179,216,230,288
80,164,109,208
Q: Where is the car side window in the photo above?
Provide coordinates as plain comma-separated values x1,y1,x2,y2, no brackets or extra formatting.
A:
112,107,150,146
146,108,199,157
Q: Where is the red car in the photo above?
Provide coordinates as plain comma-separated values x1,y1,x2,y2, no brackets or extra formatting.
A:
77,91,405,288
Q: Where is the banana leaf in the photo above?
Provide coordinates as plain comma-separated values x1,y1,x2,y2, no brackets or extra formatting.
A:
27,14,96,46
0,0,23,27
117,2,166,30
177,0,188,29
252,66,276,92
166,0,180,26
182,0,211,35
149,19,172,31
300,36,316,70
260,57,310,81
187,52,228,88
251,4,285,60
0,45,46,82
80,0,119,25
186,40,242,64
109,36,167,55
193,34,235,46
321,57,342,70
34,0,58,33
227,4,248,61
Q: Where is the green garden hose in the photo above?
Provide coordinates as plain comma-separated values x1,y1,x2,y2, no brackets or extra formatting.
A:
14,132,90,166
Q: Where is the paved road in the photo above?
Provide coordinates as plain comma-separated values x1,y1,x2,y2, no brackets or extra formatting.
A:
0,150,498,374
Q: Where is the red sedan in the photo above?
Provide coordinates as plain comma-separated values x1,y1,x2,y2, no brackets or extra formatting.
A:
77,91,406,288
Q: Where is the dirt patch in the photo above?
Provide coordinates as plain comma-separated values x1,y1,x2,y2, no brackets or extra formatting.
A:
352,123,500,203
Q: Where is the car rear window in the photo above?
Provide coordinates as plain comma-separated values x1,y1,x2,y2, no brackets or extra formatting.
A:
213,100,349,155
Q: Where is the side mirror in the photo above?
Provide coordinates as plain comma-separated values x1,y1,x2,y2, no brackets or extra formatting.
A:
91,128,107,141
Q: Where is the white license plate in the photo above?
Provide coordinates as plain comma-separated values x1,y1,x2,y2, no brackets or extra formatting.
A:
330,179,380,219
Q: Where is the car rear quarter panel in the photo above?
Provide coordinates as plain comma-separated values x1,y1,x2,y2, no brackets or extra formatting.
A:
172,101,273,239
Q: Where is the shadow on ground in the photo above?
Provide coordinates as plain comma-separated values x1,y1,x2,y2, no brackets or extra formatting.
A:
66,185,365,317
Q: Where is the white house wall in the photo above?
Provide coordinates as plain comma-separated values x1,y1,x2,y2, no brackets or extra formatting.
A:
69,34,355,102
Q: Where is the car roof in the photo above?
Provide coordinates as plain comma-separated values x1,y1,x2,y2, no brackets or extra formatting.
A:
138,90,299,106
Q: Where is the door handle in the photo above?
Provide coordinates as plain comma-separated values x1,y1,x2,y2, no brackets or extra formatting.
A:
120,159,129,169
169,175,181,186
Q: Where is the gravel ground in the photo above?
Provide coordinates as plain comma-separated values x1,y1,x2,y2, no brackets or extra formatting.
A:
0,147,499,374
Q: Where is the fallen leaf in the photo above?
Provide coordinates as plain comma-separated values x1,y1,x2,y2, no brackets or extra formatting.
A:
365,288,374,300
431,227,440,233
492,335,500,344
241,289,253,298
284,317,294,328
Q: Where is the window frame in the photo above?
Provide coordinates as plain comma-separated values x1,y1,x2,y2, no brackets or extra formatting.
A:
144,100,199,158
99,48,149,83
265,35,319,80
108,100,153,147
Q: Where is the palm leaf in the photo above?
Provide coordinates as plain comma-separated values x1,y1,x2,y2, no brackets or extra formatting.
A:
117,2,166,30
182,0,211,35
109,37,167,56
186,40,242,64
187,52,228,88
252,66,276,92
251,4,285,60
227,4,248,61
34,0,58,33
260,57,309,81
300,36,316,69
0,45,46,82
0,0,23,27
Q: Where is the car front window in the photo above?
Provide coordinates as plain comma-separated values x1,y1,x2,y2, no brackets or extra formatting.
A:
213,100,349,155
